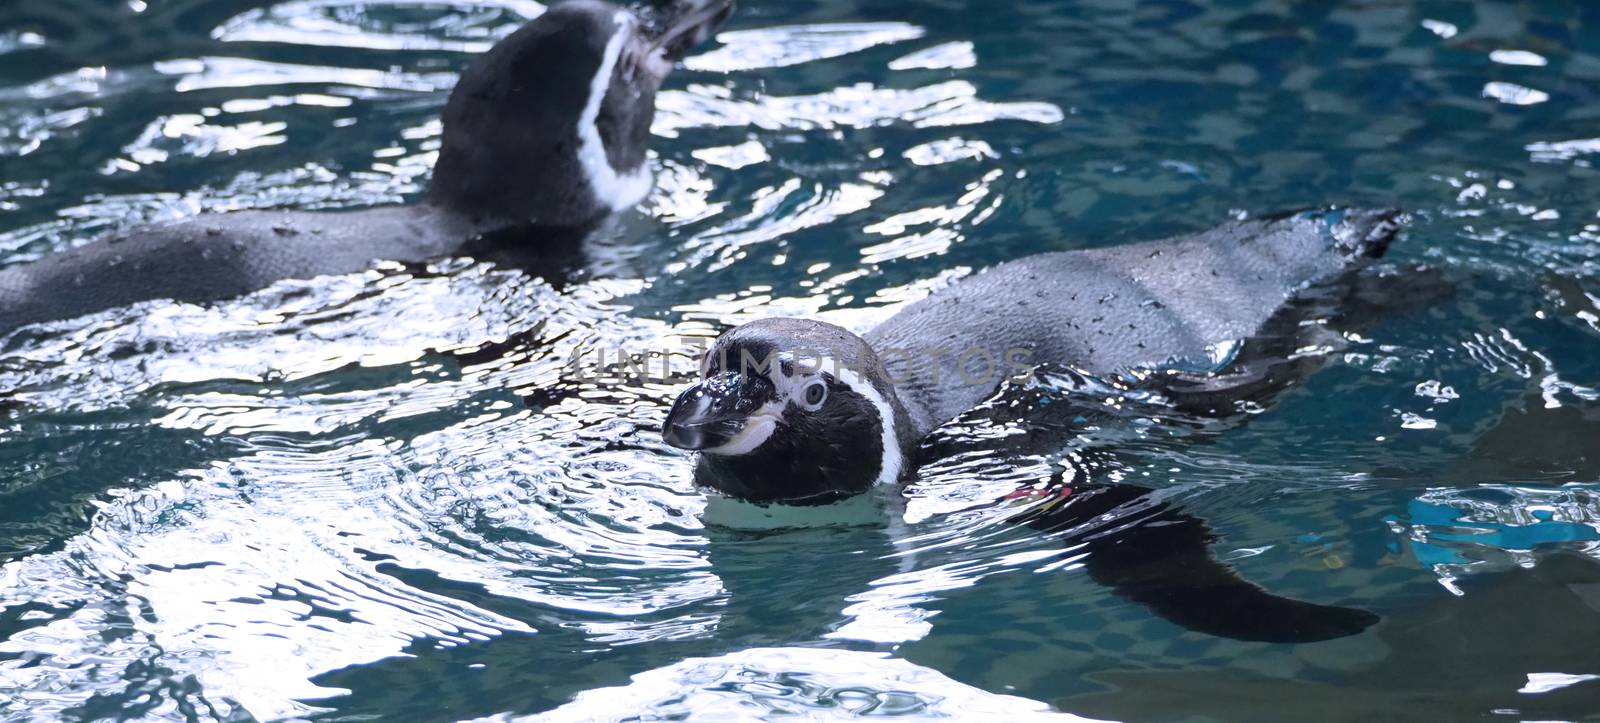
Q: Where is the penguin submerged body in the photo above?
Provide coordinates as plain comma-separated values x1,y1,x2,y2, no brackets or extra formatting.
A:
664,208,1405,643
0,0,734,337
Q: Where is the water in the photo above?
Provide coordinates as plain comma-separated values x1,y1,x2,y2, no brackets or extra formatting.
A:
2,0,1599,720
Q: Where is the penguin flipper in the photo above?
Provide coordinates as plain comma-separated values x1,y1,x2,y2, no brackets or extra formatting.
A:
1151,263,1455,420
1016,483,1378,643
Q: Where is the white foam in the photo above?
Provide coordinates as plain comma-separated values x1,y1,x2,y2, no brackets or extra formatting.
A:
531,647,1093,722
576,12,655,212
1520,673,1600,695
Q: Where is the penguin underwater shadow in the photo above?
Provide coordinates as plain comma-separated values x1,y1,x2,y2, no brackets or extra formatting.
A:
664,209,1412,644
0,0,735,337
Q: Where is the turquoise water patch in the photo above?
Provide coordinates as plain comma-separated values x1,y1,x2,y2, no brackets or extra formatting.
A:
3,0,1600,720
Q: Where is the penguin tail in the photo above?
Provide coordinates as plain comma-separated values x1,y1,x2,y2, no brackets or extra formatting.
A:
1333,206,1403,261
1264,205,1403,263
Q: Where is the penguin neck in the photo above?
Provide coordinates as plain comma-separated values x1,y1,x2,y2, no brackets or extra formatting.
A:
422,8,655,233
880,383,923,483
860,337,995,443
388,200,600,273
421,165,613,234
848,345,931,469
416,197,554,238
420,118,651,235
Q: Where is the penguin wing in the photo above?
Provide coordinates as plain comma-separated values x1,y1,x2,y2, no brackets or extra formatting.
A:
1014,481,1379,643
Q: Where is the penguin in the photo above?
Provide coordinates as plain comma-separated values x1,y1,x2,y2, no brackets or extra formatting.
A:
662,207,1405,643
0,0,734,337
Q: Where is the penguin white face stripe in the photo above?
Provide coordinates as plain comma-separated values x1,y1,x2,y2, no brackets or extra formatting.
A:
768,352,903,488
704,404,781,456
703,350,903,488
576,12,655,213
830,364,904,487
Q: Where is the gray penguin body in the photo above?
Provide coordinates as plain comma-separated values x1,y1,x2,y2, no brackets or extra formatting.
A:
0,206,477,334
663,208,1406,643
667,207,1404,502
867,208,1400,437
0,0,735,337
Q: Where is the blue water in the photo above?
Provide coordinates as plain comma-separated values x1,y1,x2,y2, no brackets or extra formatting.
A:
3,0,1600,720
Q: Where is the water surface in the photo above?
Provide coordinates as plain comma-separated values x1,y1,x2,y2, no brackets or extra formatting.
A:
2,0,1599,720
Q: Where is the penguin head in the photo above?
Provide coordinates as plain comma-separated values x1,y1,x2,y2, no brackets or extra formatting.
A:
429,0,733,226
662,319,913,506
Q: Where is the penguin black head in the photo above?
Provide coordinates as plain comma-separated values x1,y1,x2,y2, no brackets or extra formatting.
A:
662,319,915,506
428,0,734,226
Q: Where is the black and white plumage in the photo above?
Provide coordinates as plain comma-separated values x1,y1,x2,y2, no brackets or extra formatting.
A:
665,317,921,505
663,207,1403,643
0,0,734,337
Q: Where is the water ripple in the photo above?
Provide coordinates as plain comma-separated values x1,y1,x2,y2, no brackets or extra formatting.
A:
524,647,1100,722
655,80,1064,134
213,0,543,52
4,0,1600,719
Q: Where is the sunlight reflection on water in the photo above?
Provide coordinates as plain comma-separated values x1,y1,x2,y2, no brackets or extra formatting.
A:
2,0,1600,719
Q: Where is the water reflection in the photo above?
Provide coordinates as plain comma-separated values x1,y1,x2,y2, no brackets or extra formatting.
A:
212,0,543,53
1390,484,1600,594
685,22,925,72
528,647,1097,722
2,0,1600,719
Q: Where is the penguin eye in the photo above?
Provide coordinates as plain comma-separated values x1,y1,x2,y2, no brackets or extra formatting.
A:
802,380,828,409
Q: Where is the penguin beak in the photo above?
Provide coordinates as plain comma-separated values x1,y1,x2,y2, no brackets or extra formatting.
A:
662,371,774,453
640,0,734,62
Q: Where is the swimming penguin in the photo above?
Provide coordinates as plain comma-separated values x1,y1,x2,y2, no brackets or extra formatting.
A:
663,207,1404,643
0,0,734,337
